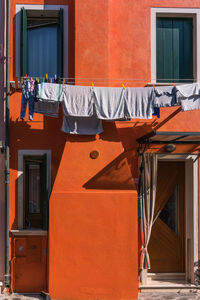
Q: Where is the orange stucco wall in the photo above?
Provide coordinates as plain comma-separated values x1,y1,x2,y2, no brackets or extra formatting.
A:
8,0,200,299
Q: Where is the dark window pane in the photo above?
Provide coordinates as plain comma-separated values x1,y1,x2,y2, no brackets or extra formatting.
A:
28,164,41,214
159,185,178,234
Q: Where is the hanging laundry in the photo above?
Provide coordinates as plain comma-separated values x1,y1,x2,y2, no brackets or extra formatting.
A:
34,82,62,117
34,100,60,118
176,83,200,111
61,116,103,135
93,87,125,119
62,85,94,117
20,79,35,121
153,107,160,118
124,87,154,119
153,86,177,107
37,82,62,101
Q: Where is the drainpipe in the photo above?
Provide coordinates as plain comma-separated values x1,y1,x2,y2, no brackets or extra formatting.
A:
4,0,10,290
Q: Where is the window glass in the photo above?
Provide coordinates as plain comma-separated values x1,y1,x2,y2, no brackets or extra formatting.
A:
159,185,178,234
24,155,49,229
21,8,63,78
28,164,41,214
156,17,193,83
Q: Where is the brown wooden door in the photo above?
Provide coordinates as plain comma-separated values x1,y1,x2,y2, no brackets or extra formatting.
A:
12,236,47,292
148,161,185,273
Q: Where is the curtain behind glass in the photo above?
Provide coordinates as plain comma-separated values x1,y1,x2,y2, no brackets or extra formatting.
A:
27,25,58,78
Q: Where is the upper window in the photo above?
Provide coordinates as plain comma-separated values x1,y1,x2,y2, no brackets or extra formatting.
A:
21,8,63,78
156,17,193,83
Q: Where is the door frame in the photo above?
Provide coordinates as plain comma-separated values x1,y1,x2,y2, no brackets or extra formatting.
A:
142,153,199,285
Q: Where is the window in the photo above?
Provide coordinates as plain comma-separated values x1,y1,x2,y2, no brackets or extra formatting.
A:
156,17,193,83
23,155,48,229
151,8,200,83
21,8,63,78
18,150,51,230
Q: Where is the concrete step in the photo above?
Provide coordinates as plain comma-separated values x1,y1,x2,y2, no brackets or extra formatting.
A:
147,273,186,281
138,290,200,299
140,283,199,293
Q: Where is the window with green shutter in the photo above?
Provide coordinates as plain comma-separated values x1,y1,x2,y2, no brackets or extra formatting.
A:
21,8,63,78
156,17,193,83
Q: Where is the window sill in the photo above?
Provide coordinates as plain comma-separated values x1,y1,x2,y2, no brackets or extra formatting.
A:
10,230,47,236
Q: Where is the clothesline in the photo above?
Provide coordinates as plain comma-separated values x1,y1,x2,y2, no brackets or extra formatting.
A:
20,76,195,83
20,81,200,136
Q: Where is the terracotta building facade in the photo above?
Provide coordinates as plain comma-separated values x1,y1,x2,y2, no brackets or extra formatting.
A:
5,0,200,299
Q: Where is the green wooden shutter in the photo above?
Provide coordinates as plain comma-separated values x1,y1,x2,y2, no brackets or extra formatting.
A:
156,18,193,83
58,8,64,78
42,154,49,230
21,8,27,77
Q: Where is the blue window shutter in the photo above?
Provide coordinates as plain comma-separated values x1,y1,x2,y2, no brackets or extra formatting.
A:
21,8,27,76
156,18,193,83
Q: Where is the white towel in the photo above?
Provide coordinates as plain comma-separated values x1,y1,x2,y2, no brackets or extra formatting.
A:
176,83,200,98
176,83,200,111
124,87,154,119
93,87,125,119
62,85,94,117
37,82,62,101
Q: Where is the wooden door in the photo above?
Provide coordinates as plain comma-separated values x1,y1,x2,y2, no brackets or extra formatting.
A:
12,236,47,292
148,161,185,273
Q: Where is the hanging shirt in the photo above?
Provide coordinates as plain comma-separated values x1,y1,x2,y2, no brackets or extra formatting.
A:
61,85,94,117
154,86,177,107
176,83,200,111
124,87,154,119
61,116,103,135
93,87,125,119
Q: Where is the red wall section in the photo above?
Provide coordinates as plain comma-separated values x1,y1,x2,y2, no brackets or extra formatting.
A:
75,0,110,85
49,191,138,300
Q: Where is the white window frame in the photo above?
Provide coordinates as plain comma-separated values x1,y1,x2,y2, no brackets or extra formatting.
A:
17,149,51,230
151,8,200,84
15,4,68,78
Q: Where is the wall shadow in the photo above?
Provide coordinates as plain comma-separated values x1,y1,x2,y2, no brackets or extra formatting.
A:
83,151,136,190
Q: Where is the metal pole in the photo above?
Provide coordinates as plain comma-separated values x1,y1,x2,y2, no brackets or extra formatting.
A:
5,0,10,289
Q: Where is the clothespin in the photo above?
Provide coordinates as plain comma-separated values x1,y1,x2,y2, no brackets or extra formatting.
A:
31,77,33,81
26,74,27,78
63,79,65,86
92,82,95,88
55,74,57,81
153,84,155,88
50,78,52,83
46,73,48,81
36,77,39,83
122,84,126,90
43,77,45,83
172,83,176,87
